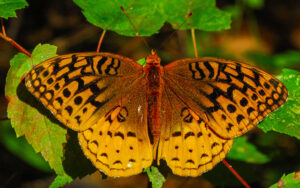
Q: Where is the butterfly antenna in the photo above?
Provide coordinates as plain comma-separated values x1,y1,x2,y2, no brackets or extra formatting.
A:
120,6,150,50
0,18,31,57
96,29,107,52
158,12,193,50
191,28,198,57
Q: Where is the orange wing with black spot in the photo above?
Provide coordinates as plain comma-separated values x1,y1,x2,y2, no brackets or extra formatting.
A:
158,57,287,176
25,52,144,131
158,85,233,176
25,52,153,177
163,57,288,139
78,79,153,177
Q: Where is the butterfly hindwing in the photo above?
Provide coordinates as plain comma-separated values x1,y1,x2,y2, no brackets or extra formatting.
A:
163,57,288,139
158,86,233,177
25,52,144,131
78,80,153,177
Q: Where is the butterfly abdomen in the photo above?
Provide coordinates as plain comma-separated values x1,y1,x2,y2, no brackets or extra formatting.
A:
144,51,163,141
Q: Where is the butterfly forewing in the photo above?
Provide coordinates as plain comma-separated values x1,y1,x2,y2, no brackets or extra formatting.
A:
25,52,144,131
163,57,288,139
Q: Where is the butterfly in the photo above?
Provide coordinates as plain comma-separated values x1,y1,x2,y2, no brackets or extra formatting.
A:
24,50,288,177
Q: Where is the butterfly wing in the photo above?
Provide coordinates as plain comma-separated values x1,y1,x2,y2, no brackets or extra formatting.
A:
25,52,144,131
162,57,288,139
78,80,153,177
25,52,153,177
158,85,233,177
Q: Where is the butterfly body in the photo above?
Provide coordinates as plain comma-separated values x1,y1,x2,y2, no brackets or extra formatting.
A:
144,50,163,141
24,51,288,177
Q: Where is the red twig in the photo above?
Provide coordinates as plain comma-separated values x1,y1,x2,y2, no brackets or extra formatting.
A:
191,28,198,57
222,160,251,188
96,29,106,52
0,19,31,57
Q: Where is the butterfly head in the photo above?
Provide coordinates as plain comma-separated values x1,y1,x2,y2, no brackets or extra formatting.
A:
146,50,161,66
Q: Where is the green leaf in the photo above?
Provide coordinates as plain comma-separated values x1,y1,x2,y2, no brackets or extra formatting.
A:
73,0,231,36
5,44,71,177
160,0,231,31
227,136,269,164
270,172,300,188
258,69,300,139
0,120,51,172
145,166,166,188
73,0,165,36
243,0,264,9
49,175,73,188
137,58,146,66
0,0,28,19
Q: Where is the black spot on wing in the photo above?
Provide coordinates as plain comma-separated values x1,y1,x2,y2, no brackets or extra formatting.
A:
114,132,124,139
172,132,181,137
184,132,195,139
240,98,248,107
186,159,195,164
236,114,245,124
74,96,83,105
247,107,255,115
201,154,208,158
197,132,203,137
227,104,236,113
113,160,122,165
100,153,108,158
65,106,73,115
63,88,71,98
127,132,136,137
211,142,220,149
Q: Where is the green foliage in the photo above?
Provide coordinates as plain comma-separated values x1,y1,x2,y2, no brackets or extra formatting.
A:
0,120,51,172
227,136,269,164
73,0,166,36
49,175,73,188
137,58,146,66
270,172,300,188
145,166,166,188
159,0,231,31
258,69,300,140
243,0,264,9
73,0,231,36
5,44,71,179
246,51,300,70
0,0,28,19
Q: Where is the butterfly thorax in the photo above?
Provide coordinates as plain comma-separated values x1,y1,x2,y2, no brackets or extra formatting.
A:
144,50,163,144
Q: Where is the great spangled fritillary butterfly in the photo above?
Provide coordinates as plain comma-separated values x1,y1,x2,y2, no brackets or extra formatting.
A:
24,50,288,177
